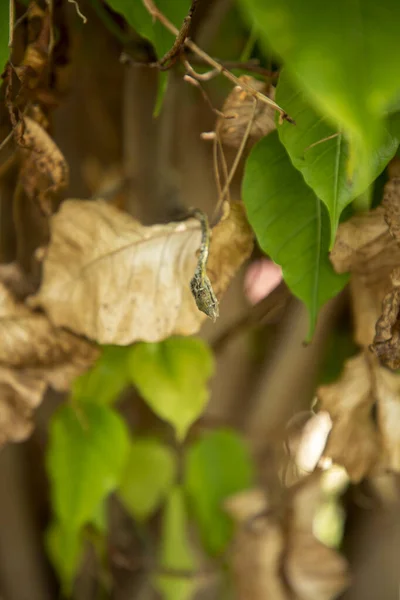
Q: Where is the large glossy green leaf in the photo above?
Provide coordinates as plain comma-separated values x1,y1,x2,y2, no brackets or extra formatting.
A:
238,0,400,189
105,0,190,59
184,429,254,556
129,337,214,441
0,3,9,76
71,345,130,406
153,486,197,600
118,437,176,521
47,403,129,529
275,70,399,244
243,131,348,336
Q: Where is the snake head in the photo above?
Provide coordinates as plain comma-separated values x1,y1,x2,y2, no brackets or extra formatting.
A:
190,272,219,322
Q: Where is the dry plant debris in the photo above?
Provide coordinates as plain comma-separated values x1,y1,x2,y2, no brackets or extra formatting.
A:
293,168,400,481
17,117,69,216
216,76,276,148
31,200,253,345
0,281,98,446
225,474,349,600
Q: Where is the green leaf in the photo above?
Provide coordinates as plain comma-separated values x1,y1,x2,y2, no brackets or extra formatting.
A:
72,345,130,406
153,486,196,600
242,131,348,337
0,3,9,76
129,337,214,441
118,437,176,521
46,521,84,595
275,70,398,244
184,429,254,555
105,0,190,59
47,403,129,529
238,0,400,188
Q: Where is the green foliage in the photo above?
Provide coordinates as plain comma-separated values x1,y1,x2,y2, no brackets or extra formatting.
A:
129,337,214,441
275,70,399,244
118,437,177,521
47,403,129,528
46,403,129,591
71,345,130,406
243,131,348,337
184,429,254,555
46,522,85,595
0,3,9,75
153,486,197,600
238,0,400,189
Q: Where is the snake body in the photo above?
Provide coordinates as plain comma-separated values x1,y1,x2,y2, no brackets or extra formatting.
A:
189,209,219,322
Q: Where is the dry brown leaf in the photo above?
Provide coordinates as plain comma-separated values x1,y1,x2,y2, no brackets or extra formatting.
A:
31,200,253,345
374,367,400,471
331,207,400,347
226,489,289,600
0,282,98,445
216,76,276,148
226,476,349,600
372,267,400,368
17,117,69,216
317,354,380,481
286,533,349,600
312,352,400,478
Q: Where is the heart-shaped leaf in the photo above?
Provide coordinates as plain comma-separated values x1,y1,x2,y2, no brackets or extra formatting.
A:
47,403,129,529
118,437,177,521
242,131,348,336
129,337,214,441
184,429,254,555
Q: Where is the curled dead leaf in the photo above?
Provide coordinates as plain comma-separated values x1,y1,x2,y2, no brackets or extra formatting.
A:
371,267,400,369
30,200,253,345
16,117,69,216
286,532,349,600
331,207,400,347
373,367,400,471
316,354,380,481
310,352,400,479
226,475,349,600
0,282,98,445
216,76,276,148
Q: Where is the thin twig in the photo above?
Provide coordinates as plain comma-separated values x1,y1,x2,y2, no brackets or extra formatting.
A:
0,130,14,155
216,133,230,209
142,0,294,124
68,0,87,23
157,0,199,69
9,0,15,48
304,132,340,153
211,282,289,352
183,74,226,117
214,97,257,220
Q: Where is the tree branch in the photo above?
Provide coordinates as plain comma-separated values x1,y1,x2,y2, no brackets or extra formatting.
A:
142,0,295,124
156,0,199,69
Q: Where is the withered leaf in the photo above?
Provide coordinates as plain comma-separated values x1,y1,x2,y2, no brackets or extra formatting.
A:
373,366,400,472
316,354,380,481
226,476,349,600
0,282,98,445
372,267,400,369
31,200,253,345
17,117,69,216
286,532,349,600
225,489,289,600
313,352,400,478
331,206,400,347
216,76,276,148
